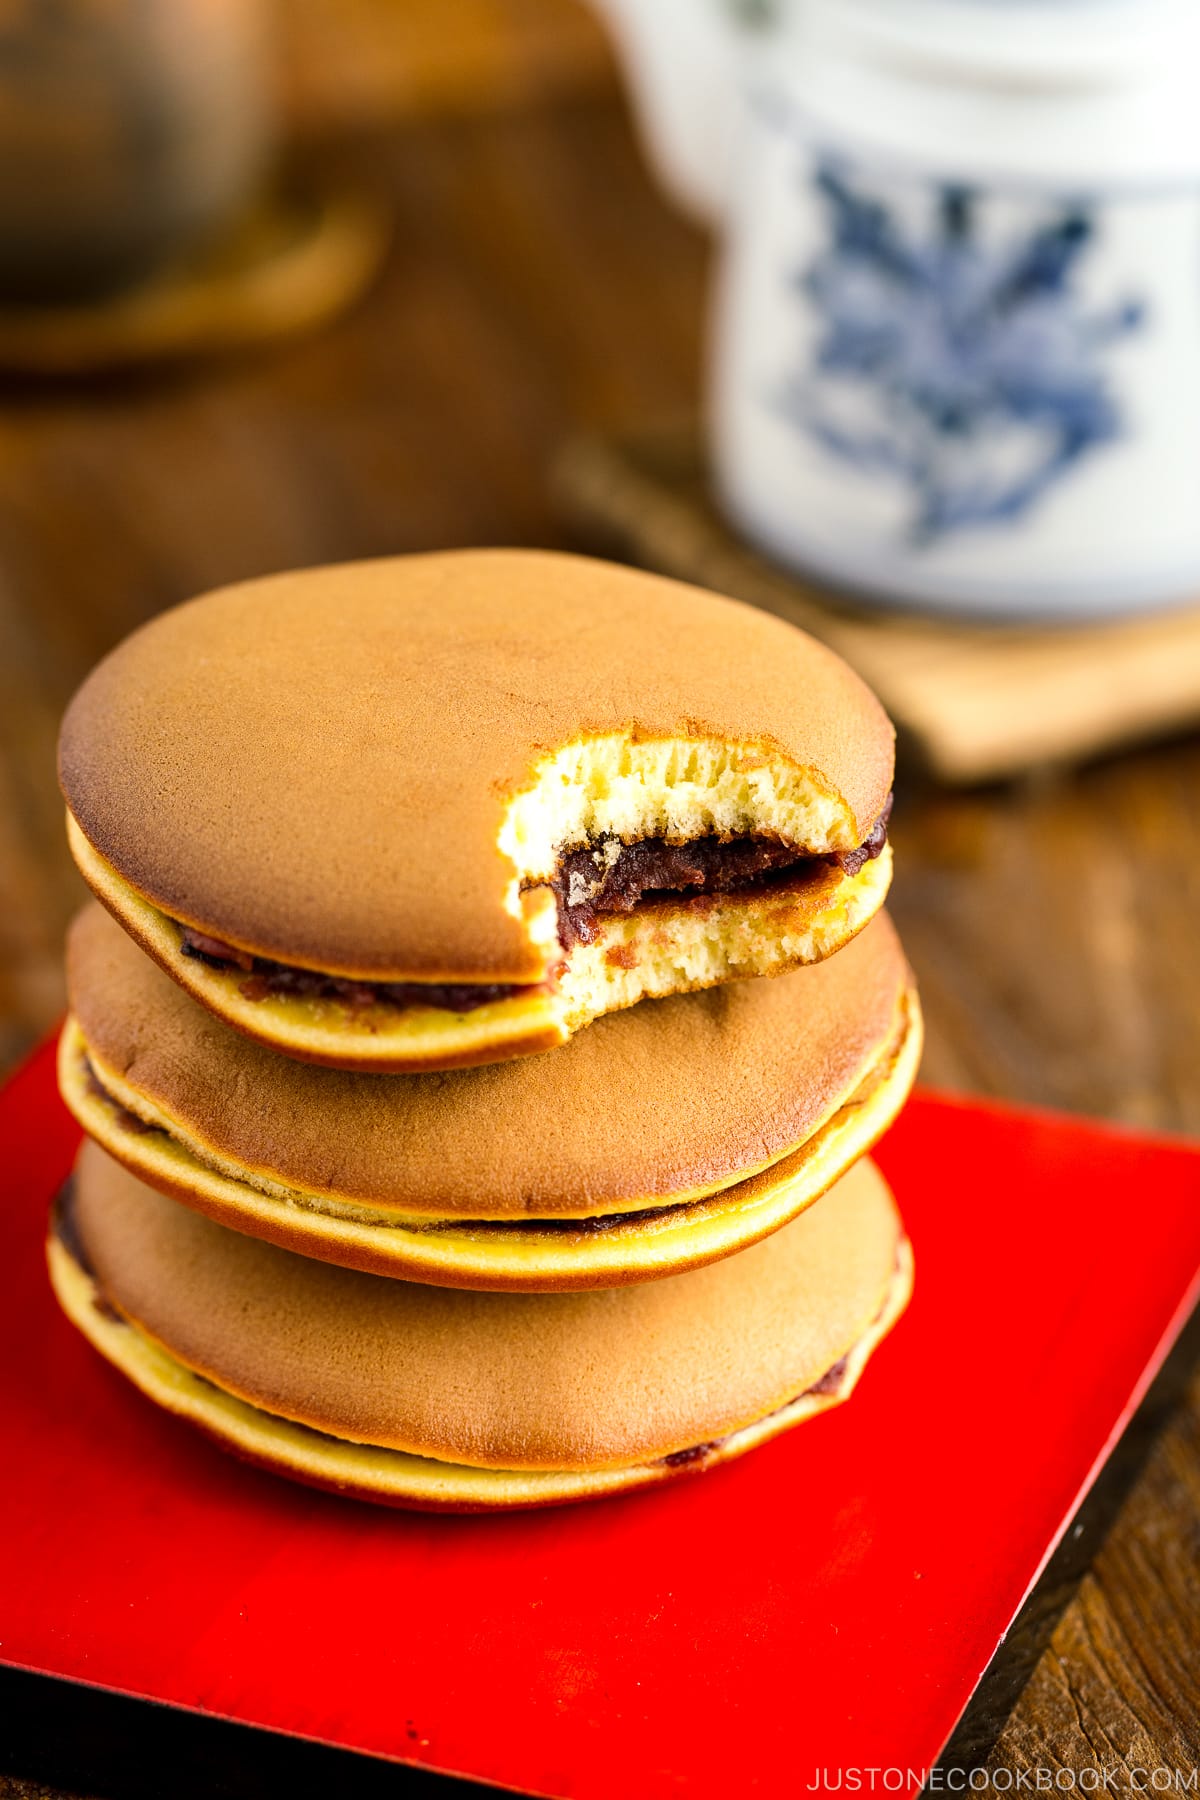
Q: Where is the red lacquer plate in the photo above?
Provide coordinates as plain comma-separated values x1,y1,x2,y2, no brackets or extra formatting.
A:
2,1037,1199,1797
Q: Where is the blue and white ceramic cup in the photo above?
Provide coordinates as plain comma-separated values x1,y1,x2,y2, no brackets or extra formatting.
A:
710,0,1200,619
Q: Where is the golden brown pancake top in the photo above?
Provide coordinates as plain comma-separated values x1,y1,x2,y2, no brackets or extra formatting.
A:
69,1143,904,1468
69,902,910,1216
59,550,894,980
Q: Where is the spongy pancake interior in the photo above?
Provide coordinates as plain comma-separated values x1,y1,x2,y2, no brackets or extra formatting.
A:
69,1144,906,1473
67,901,911,1219
554,845,891,1031
499,734,863,882
59,549,893,982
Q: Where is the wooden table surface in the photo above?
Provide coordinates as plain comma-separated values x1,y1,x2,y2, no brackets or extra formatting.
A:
1,40,1198,1800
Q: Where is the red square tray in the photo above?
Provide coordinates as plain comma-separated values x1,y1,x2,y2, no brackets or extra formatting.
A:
2,1037,1199,1796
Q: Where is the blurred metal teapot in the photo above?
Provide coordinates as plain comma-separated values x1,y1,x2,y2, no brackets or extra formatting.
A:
0,0,274,303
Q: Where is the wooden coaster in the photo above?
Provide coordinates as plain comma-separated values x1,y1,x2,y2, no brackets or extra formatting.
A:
0,174,390,375
553,419,1200,784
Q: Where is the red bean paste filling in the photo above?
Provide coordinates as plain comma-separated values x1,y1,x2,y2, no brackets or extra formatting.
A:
79,1053,731,1232
178,933,530,1015
661,1358,852,1467
174,798,892,1013
552,797,891,951
55,1186,881,1473
52,1182,124,1324
81,1052,761,1237
658,1249,904,1471
78,1025,905,1243
83,1058,157,1137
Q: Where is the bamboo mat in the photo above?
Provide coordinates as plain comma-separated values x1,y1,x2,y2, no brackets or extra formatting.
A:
553,420,1200,785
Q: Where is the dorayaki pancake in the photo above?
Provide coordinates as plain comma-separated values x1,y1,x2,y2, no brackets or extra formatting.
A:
59,549,894,1070
61,902,922,1288
49,1145,912,1511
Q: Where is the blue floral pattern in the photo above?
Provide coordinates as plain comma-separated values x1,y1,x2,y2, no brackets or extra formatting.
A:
778,161,1146,541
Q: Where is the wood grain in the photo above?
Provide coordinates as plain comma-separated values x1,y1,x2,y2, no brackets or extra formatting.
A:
0,1783,97,1800
986,1358,1200,1782
280,0,616,130
0,53,1196,1800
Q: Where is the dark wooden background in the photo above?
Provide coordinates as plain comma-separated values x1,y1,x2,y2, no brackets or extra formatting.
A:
0,0,1197,1791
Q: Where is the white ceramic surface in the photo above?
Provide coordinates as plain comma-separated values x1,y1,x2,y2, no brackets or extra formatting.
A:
702,0,1200,618
585,0,773,221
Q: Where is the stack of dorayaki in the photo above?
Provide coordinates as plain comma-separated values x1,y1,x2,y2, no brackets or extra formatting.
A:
50,550,921,1511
